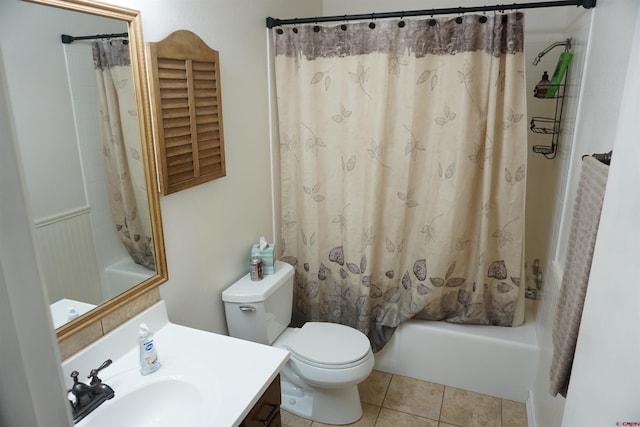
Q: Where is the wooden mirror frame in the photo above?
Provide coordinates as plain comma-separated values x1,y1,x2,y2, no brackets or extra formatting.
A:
23,0,168,344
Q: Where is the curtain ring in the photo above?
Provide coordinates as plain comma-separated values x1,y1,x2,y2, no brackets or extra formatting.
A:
501,7,509,23
369,13,376,29
398,11,406,28
429,9,437,27
276,26,284,35
341,15,347,31
313,18,320,32
455,7,463,24
479,7,488,23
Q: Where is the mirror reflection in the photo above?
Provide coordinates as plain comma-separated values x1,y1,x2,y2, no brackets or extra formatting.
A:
0,1,157,329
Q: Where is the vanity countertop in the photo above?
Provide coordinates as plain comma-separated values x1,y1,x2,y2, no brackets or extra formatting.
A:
62,301,289,427
50,298,97,329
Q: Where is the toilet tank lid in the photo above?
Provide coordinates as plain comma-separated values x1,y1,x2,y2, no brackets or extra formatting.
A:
222,260,294,303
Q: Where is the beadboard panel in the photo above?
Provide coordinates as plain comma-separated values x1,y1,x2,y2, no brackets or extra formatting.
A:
33,209,102,305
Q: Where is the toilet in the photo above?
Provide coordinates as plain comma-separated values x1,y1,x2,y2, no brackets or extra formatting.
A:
222,260,374,425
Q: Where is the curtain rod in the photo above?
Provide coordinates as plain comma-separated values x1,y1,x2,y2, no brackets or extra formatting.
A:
61,33,128,44
266,0,596,28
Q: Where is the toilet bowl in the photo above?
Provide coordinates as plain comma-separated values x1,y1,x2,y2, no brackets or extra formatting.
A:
274,324,374,424
222,261,374,425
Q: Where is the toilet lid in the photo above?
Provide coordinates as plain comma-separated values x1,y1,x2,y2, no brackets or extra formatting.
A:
288,322,371,366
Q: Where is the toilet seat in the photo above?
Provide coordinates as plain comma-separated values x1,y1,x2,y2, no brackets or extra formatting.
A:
287,322,371,369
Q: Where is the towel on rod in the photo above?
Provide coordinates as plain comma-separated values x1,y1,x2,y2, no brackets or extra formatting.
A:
550,156,609,398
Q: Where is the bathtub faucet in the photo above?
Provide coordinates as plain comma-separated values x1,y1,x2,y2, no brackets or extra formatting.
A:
531,259,543,289
525,259,543,300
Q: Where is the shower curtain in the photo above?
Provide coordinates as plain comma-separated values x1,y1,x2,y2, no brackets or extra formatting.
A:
274,13,526,351
93,39,154,270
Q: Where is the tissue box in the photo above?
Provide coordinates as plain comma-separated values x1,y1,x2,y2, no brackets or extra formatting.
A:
251,243,276,275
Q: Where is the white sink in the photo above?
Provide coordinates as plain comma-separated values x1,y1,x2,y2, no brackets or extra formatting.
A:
78,360,215,427
82,379,202,427
63,301,289,427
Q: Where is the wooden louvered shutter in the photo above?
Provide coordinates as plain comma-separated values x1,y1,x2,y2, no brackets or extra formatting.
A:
147,30,226,195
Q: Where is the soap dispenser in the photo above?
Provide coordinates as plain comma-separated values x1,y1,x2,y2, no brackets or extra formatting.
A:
138,323,161,375
66,307,79,321
534,71,550,98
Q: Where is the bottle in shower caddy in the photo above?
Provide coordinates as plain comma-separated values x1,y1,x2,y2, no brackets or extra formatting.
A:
534,71,550,98
138,323,161,375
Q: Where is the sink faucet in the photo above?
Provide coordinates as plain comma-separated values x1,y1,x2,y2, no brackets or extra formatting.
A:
68,359,115,423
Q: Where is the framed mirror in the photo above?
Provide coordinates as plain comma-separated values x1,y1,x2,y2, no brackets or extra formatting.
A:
0,0,167,342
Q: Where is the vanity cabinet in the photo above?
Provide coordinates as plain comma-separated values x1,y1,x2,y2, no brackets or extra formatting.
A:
240,375,281,427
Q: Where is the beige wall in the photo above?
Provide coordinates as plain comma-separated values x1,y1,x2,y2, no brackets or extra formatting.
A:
98,0,322,335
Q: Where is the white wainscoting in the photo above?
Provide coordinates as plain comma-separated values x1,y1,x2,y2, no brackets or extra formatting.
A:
33,207,102,305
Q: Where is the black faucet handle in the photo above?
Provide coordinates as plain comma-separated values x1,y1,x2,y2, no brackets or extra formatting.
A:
68,371,81,395
69,370,91,406
88,359,112,385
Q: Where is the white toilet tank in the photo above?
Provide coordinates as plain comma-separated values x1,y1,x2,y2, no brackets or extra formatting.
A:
222,260,294,345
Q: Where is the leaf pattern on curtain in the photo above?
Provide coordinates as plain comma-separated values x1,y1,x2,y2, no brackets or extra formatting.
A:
93,40,154,270
274,13,526,351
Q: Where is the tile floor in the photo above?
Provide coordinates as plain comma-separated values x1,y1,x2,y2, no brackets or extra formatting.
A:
281,370,528,427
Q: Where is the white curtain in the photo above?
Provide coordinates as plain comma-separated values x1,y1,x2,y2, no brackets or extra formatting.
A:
274,13,527,350
93,39,154,270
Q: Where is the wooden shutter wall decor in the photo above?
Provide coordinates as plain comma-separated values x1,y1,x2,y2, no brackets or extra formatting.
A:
148,30,226,195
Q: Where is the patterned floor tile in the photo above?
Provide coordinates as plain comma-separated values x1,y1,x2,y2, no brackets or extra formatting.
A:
382,375,444,420
358,370,392,406
376,407,438,427
439,387,501,427
502,399,528,427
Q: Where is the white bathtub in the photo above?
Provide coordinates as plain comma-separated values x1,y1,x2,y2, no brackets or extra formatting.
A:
102,257,154,300
374,299,539,402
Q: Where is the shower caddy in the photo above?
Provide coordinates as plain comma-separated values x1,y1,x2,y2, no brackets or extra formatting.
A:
529,39,572,159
